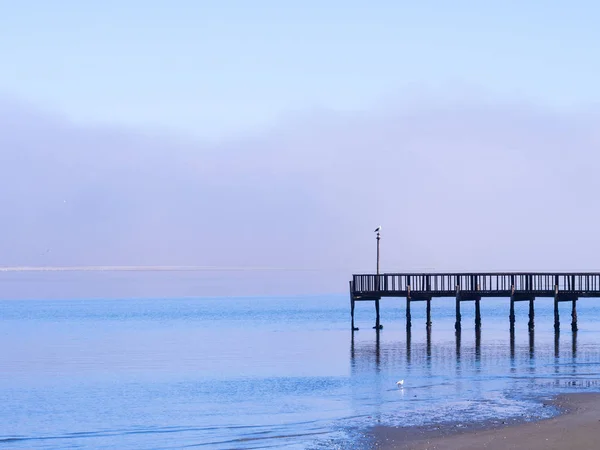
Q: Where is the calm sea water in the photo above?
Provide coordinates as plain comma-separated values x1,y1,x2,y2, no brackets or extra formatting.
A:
1,292,600,449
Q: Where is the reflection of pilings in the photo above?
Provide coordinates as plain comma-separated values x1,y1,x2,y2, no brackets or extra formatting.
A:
406,327,412,364
375,328,381,369
509,294,515,331
475,328,481,361
553,330,560,376
510,327,515,360
572,331,578,358
455,329,461,360
350,329,355,360
529,329,535,359
426,298,432,329
426,326,432,359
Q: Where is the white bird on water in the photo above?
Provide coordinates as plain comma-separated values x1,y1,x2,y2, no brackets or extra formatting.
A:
396,380,404,388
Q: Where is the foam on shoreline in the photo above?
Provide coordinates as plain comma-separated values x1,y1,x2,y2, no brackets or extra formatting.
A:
368,392,600,449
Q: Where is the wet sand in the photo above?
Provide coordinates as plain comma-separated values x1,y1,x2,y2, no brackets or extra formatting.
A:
371,393,600,449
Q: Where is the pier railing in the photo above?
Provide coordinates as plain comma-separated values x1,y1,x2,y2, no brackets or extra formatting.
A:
352,273,600,298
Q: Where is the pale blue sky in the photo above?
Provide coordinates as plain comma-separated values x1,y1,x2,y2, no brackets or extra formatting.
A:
1,0,599,136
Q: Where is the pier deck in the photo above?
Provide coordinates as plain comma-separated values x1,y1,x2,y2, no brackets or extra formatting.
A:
350,272,600,332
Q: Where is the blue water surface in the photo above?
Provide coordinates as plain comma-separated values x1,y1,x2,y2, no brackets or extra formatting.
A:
1,292,600,449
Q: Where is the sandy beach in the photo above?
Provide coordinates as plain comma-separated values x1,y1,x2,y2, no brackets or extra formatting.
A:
371,393,600,449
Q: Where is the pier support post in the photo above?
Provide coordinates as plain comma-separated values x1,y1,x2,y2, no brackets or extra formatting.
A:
406,296,412,330
374,299,381,330
426,298,432,329
455,287,461,332
349,281,358,331
528,299,535,331
475,298,481,331
571,299,578,332
554,286,560,332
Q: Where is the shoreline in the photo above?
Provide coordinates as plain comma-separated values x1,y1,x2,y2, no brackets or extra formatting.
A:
368,393,600,449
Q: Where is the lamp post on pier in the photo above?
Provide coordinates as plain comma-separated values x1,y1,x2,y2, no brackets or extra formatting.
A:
374,226,381,275
373,226,382,330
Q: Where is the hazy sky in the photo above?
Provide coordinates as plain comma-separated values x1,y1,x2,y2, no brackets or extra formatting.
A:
1,2,599,297
2,1,600,136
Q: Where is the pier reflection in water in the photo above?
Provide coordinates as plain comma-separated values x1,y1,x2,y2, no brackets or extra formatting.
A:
348,315,600,427
351,327,583,374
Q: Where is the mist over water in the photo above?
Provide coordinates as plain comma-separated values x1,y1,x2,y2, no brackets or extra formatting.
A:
2,95,600,298
1,284,600,449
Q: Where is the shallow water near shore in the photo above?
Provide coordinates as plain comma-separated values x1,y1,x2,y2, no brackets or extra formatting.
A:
1,291,600,449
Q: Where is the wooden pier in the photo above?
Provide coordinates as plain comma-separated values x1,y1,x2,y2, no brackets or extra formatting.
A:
349,273,600,332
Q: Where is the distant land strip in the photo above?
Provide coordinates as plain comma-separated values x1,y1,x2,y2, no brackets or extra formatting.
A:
0,265,326,272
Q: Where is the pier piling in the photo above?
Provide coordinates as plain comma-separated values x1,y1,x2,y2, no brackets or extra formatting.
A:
349,281,358,331
554,292,560,332
374,299,381,330
455,288,461,332
475,298,481,331
528,299,535,331
572,299,578,332
406,296,412,330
